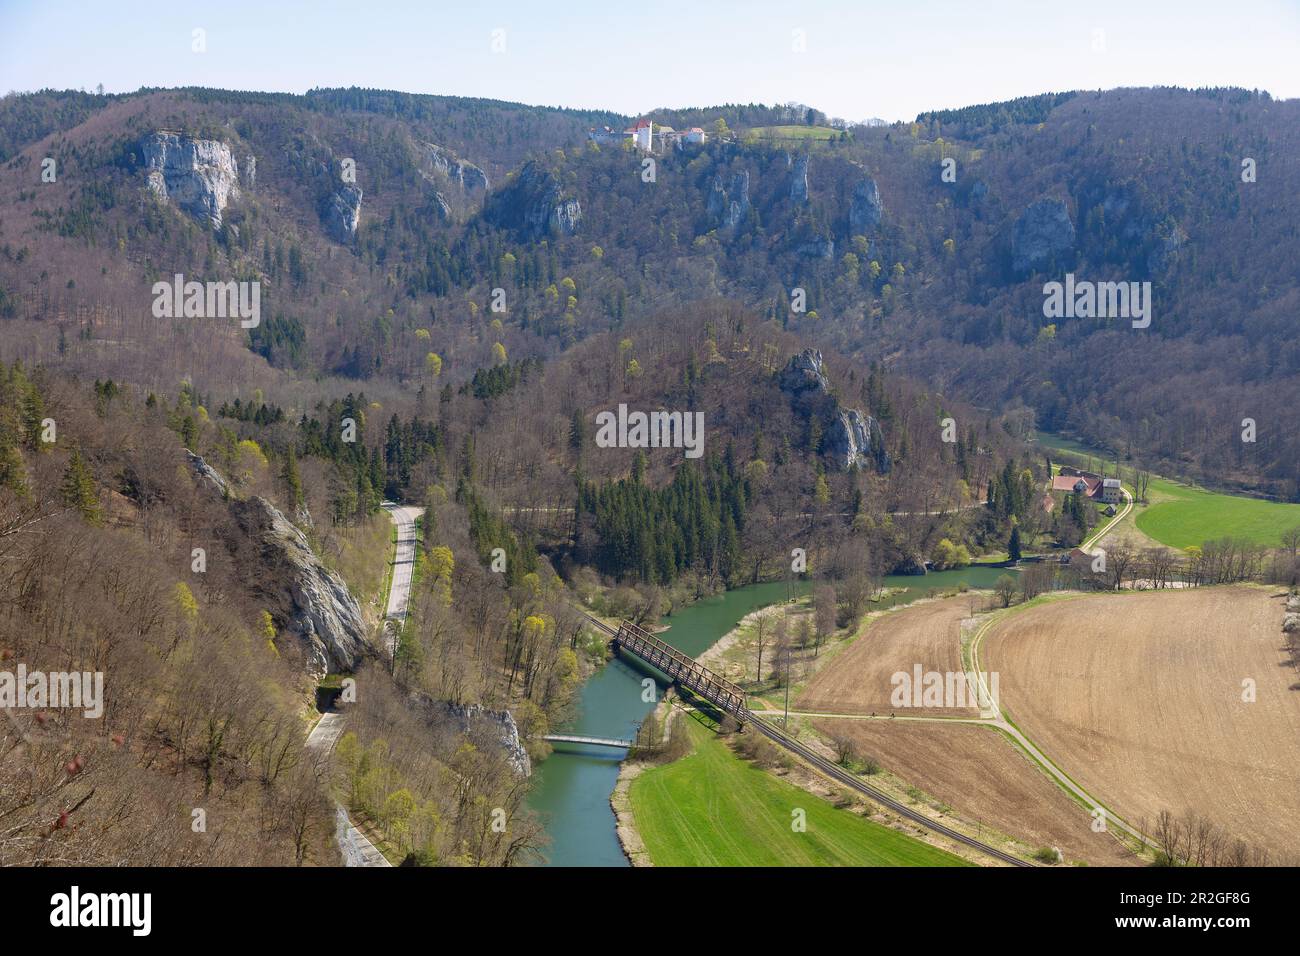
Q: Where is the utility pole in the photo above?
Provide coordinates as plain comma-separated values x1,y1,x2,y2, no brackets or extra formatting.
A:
783,641,791,728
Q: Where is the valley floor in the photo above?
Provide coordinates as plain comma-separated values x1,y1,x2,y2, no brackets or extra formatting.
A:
627,714,971,867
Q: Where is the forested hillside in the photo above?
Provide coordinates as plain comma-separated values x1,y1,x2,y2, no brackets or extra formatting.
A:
1,85,1294,499
3,77,1297,871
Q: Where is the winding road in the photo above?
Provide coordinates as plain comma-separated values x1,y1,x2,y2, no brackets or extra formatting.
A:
307,501,425,867
306,713,389,867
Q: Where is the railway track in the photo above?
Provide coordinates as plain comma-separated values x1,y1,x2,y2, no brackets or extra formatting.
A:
578,610,1032,867
745,712,1030,866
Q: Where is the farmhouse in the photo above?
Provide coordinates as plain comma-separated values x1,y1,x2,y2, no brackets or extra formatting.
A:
1050,470,1122,503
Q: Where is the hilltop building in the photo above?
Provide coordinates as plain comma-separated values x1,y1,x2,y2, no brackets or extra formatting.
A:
587,120,707,151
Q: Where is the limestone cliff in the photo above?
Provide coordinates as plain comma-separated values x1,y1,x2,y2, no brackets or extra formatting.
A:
142,131,241,229
1011,197,1075,275
484,161,581,239
323,184,363,243
849,177,883,235
778,349,891,473
185,452,371,677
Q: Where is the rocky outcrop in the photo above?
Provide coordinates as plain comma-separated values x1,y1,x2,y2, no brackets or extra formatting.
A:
430,192,452,221
1011,198,1075,275
797,235,835,259
779,349,890,473
827,408,891,473
894,554,929,576
418,142,489,196
186,450,228,497
184,451,371,676
323,184,363,242
779,348,832,398
484,161,581,239
417,698,531,776
849,177,883,235
790,154,810,203
707,171,751,231
1082,185,1187,276
229,495,370,675
1147,224,1187,274
142,131,240,229
243,154,256,190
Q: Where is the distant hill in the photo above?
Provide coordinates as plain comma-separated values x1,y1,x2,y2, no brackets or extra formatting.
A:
0,85,1295,497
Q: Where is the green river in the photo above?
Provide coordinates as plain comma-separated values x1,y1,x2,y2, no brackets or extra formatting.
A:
526,564,1011,866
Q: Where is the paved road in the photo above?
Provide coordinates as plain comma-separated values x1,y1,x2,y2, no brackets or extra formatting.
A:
1082,488,1134,551
306,713,392,867
381,501,424,656
303,503,424,868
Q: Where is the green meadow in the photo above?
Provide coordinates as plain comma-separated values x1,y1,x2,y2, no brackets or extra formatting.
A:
1135,477,1300,549
628,716,969,867
748,125,842,140
1035,432,1300,549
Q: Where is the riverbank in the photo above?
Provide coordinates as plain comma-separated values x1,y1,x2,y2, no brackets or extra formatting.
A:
609,691,680,867
614,576,1024,867
529,581,803,865
611,601,786,868
621,707,973,867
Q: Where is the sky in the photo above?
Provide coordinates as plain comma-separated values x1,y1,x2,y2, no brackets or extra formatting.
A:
1,0,1297,121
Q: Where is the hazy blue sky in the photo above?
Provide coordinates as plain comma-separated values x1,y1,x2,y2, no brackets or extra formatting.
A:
2,0,1297,120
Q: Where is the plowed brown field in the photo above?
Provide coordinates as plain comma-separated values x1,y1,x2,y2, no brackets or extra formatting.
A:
983,587,1300,858
797,597,978,717
809,718,1138,866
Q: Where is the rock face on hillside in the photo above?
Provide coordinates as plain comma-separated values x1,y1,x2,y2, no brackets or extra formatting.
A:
779,349,890,473
323,184,363,242
186,450,228,496
797,235,835,259
229,495,371,675
185,451,370,676
418,142,490,196
790,154,810,203
485,161,581,239
1081,184,1187,276
707,171,751,231
418,698,531,776
849,177,883,235
1011,198,1075,274
827,408,891,474
1147,224,1187,274
142,131,241,229
430,192,453,221
779,347,832,398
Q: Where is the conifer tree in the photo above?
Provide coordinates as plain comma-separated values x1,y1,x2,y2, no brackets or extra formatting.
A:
280,447,303,509
60,447,100,524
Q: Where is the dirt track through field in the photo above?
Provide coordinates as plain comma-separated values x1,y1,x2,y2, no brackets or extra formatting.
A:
984,587,1300,860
